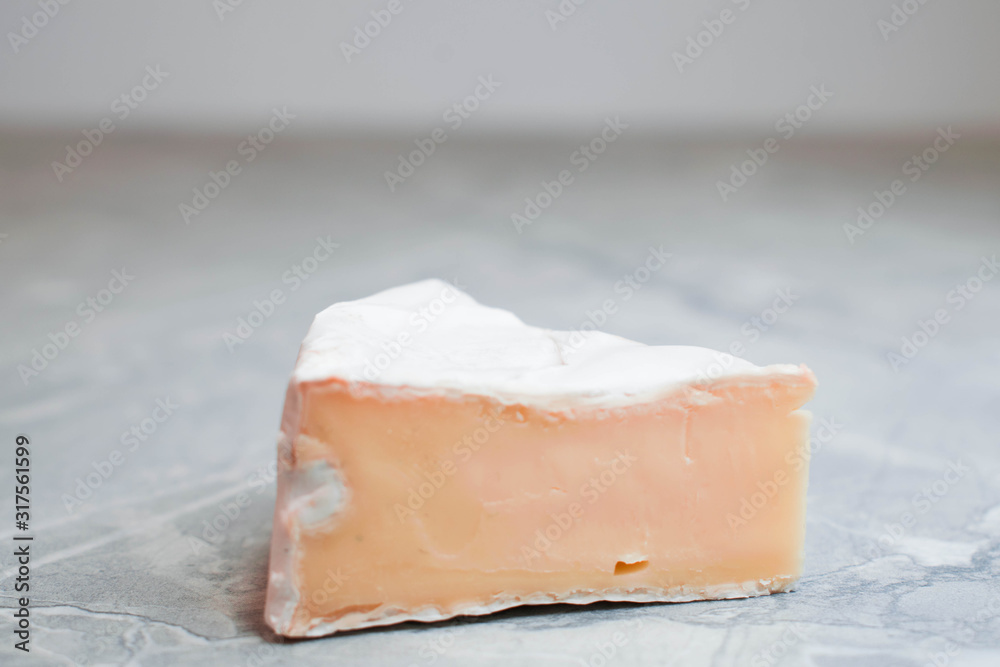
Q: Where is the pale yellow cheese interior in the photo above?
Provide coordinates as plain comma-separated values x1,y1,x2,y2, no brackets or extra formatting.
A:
273,371,815,635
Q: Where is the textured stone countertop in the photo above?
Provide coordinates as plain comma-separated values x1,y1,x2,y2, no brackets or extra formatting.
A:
1,132,998,666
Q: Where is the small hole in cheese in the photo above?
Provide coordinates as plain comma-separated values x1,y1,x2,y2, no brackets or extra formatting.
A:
613,560,649,575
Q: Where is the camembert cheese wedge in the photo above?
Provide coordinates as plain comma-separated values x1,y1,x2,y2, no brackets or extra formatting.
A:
265,279,817,637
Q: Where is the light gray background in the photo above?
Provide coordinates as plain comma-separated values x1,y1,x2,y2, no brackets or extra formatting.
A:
1,2,999,666
2,0,1000,132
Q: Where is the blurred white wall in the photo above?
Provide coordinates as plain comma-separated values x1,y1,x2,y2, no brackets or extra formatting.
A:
1,0,998,134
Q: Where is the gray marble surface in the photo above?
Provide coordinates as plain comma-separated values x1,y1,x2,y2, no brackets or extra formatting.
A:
1,130,999,666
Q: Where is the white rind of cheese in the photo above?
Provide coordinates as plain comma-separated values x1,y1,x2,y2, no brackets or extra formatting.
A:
297,578,797,637
292,278,809,409
266,450,351,634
